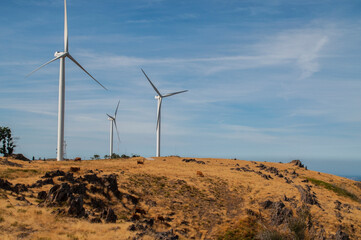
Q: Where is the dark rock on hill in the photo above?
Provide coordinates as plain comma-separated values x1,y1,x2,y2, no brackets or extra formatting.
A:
290,159,304,168
11,154,30,162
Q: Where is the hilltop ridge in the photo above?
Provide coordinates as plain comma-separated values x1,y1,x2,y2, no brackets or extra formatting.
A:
0,156,360,239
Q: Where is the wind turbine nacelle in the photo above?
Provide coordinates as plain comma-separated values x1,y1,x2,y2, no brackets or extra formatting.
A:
155,95,160,99
54,51,64,57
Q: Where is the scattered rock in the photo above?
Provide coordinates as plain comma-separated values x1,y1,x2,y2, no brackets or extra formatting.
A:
285,177,293,184
0,178,15,191
37,191,47,200
0,178,28,193
154,229,179,240
70,167,80,172
196,171,204,177
137,158,145,164
42,170,65,178
31,178,54,188
334,200,342,210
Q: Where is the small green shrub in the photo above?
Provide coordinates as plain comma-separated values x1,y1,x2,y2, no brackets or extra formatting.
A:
288,217,306,240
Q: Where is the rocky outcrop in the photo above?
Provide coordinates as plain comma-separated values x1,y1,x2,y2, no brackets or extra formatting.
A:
0,178,28,193
290,159,304,168
295,185,320,207
11,154,30,161
182,159,205,164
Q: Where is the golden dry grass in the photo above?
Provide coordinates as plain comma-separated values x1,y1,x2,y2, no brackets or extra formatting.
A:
0,156,360,239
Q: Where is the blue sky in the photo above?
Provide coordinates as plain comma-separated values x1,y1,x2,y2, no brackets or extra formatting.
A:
0,0,360,175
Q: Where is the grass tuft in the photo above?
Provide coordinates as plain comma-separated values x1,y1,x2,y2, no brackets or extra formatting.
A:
307,177,359,202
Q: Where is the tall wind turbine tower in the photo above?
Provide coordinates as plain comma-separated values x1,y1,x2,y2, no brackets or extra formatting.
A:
27,0,107,161
107,101,120,157
141,69,187,157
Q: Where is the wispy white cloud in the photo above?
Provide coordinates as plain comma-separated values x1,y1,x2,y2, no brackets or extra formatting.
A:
77,26,331,79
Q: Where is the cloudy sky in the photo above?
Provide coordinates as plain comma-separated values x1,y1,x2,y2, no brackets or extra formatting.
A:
0,0,360,175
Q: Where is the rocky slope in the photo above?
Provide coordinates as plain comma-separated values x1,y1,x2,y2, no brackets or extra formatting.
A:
0,156,360,239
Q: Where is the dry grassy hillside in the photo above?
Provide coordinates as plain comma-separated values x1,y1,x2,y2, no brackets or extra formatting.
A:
0,156,360,240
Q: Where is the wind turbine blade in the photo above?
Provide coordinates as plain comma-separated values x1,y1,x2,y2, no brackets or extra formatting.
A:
114,100,120,118
26,54,66,77
64,0,68,52
156,98,162,130
67,54,108,90
113,120,121,144
163,90,188,98
106,113,115,120
141,68,162,97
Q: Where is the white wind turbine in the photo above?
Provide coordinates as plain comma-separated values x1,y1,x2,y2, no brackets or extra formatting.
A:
107,101,121,158
141,69,188,157
27,0,107,161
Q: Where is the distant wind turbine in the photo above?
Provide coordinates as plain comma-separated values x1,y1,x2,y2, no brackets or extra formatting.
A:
107,101,121,158
27,0,107,161
141,69,188,157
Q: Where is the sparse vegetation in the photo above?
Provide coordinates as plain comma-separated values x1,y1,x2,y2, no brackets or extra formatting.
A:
0,156,360,239
0,168,39,179
0,126,16,157
91,154,100,160
217,217,259,240
307,177,359,202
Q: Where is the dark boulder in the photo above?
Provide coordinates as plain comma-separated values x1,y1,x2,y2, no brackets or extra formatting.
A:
67,196,85,218
48,183,72,203
70,167,80,172
42,170,65,178
0,178,13,191
37,191,47,200
101,208,117,223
